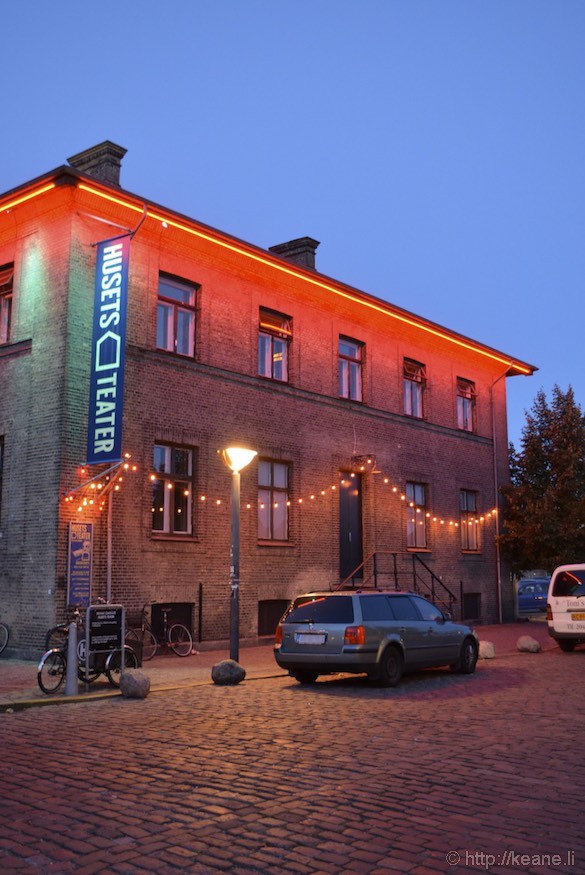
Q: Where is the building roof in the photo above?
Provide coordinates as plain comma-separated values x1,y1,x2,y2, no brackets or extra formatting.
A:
0,150,537,378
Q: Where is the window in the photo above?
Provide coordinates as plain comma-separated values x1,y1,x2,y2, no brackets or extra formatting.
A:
406,481,427,549
388,595,420,621
0,264,13,345
258,308,291,382
156,274,197,357
285,595,354,624
403,358,426,418
551,570,585,597
412,595,443,622
457,378,476,432
460,490,480,551
151,444,193,534
339,336,363,401
359,595,394,621
258,459,289,540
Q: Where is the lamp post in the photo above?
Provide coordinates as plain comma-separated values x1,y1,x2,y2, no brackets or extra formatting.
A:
221,447,257,662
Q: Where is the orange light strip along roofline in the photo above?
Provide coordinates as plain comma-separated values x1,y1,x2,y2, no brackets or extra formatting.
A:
79,183,531,374
0,183,57,213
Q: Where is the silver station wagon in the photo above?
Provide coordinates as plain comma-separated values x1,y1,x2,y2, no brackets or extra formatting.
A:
274,590,479,687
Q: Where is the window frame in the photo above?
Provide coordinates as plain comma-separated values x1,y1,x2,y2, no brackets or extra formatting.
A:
0,264,13,345
258,458,290,542
258,307,292,382
338,336,363,402
460,489,480,552
151,443,194,536
406,481,428,549
156,273,198,358
456,378,476,432
403,358,426,418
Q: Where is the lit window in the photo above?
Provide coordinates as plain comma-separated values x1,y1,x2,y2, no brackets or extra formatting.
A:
0,264,13,345
157,274,197,357
339,336,363,401
457,378,476,432
258,460,289,540
460,490,480,551
406,482,427,549
403,358,426,418
151,444,193,535
258,308,291,382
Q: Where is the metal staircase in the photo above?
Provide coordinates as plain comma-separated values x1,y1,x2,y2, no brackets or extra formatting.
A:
334,551,458,615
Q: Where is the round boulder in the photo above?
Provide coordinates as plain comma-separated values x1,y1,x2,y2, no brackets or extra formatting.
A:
211,659,246,685
517,635,541,653
479,640,496,659
120,668,151,699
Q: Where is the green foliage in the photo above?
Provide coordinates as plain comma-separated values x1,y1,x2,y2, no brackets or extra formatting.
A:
500,386,585,573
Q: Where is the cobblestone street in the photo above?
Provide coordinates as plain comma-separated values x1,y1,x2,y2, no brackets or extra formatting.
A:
1,643,584,874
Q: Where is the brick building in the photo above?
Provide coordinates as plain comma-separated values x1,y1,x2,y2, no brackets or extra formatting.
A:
0,142,535,658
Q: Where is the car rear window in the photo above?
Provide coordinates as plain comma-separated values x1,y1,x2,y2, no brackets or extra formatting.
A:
285,596,354,624
551,570,585,597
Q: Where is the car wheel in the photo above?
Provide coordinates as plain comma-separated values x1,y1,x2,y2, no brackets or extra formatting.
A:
291,671,319,684
377,645,403,687
453,637,478,674
558,639,577,652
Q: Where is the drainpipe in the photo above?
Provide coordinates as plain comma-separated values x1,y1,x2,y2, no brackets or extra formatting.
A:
491,367,512,624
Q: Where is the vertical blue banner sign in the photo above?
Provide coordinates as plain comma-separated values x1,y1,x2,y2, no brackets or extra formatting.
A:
86,235,131,464
68,521,93,607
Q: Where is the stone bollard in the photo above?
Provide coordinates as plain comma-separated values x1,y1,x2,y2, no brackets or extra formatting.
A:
517,635,541,653
479,640,495,659
120,668,151,699
211,659,246,685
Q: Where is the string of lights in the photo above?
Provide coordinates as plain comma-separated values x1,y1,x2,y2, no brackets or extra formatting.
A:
64,451,496,531
145,453,497,531
63,453,138,512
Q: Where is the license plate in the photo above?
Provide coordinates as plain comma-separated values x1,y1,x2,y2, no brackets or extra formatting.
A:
295,632,326,645
571,613,585,621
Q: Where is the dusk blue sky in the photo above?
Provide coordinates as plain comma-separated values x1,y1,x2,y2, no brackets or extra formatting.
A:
3,1,584,447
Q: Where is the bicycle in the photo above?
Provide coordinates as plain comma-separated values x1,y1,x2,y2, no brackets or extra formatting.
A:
126,604,194,660
0,615,9,655
45,605,84,651
37,635,138,695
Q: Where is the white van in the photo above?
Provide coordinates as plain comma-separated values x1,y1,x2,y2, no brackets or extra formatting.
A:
547,564,585,651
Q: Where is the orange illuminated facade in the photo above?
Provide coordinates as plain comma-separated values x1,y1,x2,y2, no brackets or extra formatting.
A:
0,142,535,657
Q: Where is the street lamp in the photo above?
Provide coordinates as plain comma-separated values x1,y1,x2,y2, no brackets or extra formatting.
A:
221,447,257,662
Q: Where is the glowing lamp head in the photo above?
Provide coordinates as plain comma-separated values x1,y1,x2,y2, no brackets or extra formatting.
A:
221,447,257,473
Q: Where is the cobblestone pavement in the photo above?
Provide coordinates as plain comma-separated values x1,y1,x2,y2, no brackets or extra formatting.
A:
1,628,583,875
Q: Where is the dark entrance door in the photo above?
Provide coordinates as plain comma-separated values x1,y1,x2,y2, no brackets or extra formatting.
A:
339,474,363,581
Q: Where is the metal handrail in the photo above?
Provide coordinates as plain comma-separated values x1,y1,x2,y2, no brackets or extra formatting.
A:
335,551,458,613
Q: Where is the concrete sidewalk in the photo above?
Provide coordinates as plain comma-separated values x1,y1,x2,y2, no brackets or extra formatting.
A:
0,619,554,711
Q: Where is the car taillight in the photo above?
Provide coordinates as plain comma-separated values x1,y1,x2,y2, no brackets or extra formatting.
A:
274,625,282,645
546,604,552,621
344,625,365,645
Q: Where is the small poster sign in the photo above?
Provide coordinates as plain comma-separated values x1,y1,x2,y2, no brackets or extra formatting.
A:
68,522,93,607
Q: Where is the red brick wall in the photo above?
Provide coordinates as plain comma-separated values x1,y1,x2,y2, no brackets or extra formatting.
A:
0,183,517,655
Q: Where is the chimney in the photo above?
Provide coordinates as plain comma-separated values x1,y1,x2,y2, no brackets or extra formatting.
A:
67,141,127,187
268,236,320,270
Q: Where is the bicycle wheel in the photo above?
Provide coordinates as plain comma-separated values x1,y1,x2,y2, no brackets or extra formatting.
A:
140,628,158,661
105,646,138,688
37,650,66,694
168,623,193,657
0,622,8,655
45,625,68,651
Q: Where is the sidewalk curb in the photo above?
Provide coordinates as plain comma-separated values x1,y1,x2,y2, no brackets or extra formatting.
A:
0,671,288,713
0,640,555,713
